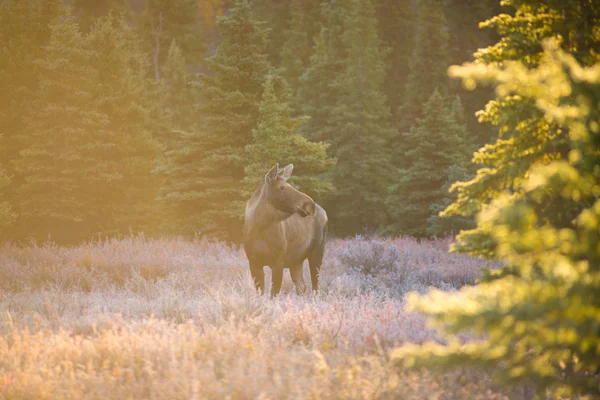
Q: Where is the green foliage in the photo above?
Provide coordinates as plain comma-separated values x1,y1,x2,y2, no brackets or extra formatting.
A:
243,75,335,200
396,0,449,134
296,1,347,144
321,0,396,235
393,43,600,398
0,135,16,233
374,0,415,118
155,40,202,234
0,0,63,203
252,0,291,65
170,0,272,240
443,0,600,257
72,0,129,31
445,0,501,144
138,0,205,79
279,0,321,106
387,90,471,237
13,12,162,242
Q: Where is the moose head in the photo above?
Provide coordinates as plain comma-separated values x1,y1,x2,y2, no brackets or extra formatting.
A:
263,163,316,218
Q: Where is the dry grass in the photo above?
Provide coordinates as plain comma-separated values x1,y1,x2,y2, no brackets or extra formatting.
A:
0,235,512,399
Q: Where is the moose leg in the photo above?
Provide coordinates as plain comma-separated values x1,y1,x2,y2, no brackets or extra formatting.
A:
308,251,323,293
249,263,265,295
290,264,307,295
270,266,284,298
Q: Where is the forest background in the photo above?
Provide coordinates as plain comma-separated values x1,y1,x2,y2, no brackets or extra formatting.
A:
0,0,502,243
2,0,600,397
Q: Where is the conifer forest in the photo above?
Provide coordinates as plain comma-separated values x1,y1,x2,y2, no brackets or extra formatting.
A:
1,0,599,399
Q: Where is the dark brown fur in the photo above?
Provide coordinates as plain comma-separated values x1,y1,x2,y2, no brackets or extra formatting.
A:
243,164,327,297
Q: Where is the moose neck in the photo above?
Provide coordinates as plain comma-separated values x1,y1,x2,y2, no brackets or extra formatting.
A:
246,183,294,237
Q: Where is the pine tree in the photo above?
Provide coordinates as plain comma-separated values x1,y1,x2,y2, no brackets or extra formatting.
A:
442,0,600,258
396,0,449,135
393,41,600,400
375,0,415,118
13,11,108,241
169,0,272,240
86,15,164,235
244,74,335,200
279,0,321,104
0,135,15,234
445,0,501,144
14,12,162,242
138,0,205,81
156,40,199,144
296,1,347,144
156,40,201,234
0,0,63,235
252,0,291,65
325,0,396,235
72,0,129,31
387,90,470,237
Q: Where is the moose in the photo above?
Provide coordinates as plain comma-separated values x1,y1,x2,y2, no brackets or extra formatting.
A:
243,163,328,297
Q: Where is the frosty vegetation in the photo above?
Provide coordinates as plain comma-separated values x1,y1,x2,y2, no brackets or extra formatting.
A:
0,235,514,399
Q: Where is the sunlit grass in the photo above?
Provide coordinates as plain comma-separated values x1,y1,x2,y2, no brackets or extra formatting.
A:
0,235,511,399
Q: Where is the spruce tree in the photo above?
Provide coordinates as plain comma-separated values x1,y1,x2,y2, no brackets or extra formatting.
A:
14,12,162,242
244,74,335,200
442,0,600,257
387,90,470,237
156,40,201,234
86,15,164,235
0,135,15,233
138,0,205,81
170,0,272,240
375,0,415,118
296,1,347,144
252,0,291,65
13,11,108,241
279,0,321,104
445,0,501,144
0,0,63,233
396,0,449,135
72,0,129,31
394,41,600,400
325,0,396,235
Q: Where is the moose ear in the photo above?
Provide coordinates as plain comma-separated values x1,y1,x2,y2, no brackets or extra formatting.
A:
265,163,279,184
278,164,294,180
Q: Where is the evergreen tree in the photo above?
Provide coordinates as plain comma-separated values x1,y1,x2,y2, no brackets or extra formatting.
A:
296,1,347,143
0,135,15,234
0,0,63,232
14,12,162,242
13,11,107,241
279,0,321,104
442,0,600,258
445,0,501,144
169,0,272,240
156,40,202,234
325,0,396,235
396,0,449,135
156,40,199,144
252,0,291,65
138,0,205,81
375,0,415,118
72,0,129,31
387,90,470,237
244,75,335,200
86,15,164,235
393,41,600,400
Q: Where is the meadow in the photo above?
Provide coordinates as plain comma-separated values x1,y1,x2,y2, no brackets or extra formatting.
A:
0,235,520,399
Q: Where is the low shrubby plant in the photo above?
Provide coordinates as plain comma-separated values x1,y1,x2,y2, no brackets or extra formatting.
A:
0,235,507,399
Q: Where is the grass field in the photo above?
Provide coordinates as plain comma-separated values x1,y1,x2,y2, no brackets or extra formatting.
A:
0,235,520,399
